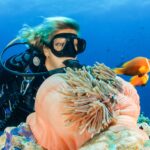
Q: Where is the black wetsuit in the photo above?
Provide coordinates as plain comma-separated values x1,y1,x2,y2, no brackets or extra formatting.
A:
0,51,83,130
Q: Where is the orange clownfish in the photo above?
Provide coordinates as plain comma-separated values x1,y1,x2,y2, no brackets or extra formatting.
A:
114,57,150,86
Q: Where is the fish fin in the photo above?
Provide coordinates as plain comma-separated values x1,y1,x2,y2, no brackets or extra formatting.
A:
113,68,124,74
138,66,147,74
130,74,149,86
122,61,130,67
141,74,149,84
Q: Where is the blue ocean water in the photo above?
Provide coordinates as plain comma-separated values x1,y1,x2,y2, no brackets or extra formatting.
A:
0,0,149,117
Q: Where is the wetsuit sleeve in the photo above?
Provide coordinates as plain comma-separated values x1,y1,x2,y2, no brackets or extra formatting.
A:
5,51,31,72
0,50,31,84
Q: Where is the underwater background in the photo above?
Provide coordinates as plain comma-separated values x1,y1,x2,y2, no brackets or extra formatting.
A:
0,0,149,118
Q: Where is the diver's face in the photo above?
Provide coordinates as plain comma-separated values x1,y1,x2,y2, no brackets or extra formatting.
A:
43,28,86,70
46,28,82,58
43,29,78,70
47,28,85,59
44,28,78,56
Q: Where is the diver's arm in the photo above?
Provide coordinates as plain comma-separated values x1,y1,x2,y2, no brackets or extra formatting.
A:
5,50,31,72
0,50,31,84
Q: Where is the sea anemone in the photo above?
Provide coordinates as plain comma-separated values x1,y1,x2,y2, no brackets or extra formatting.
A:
60,63,123,136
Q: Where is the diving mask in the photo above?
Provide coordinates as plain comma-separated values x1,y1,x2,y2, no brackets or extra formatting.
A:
44,33,86,57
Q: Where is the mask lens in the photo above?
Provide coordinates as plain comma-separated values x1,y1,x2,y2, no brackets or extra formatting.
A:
73,39,78,51
73,38,86,52
53,38,67,51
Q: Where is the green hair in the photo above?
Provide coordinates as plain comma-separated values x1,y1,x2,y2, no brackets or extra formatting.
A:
18,16,80,47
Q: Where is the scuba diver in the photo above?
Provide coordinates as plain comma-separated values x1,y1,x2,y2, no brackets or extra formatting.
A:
0,16,86,130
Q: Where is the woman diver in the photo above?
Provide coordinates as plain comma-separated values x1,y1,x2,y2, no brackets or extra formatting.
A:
0,16,86,130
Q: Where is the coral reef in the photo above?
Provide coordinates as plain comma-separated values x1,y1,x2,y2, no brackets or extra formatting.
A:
0,123,43,150
138,114,150,139
80,126,150,150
